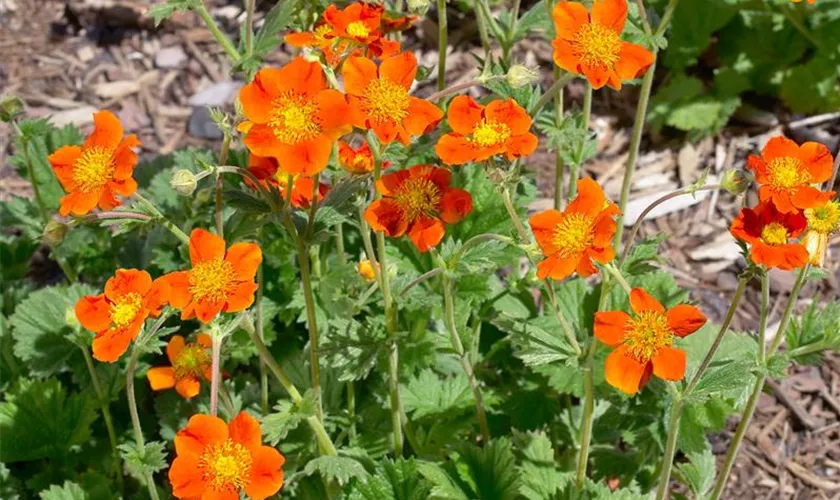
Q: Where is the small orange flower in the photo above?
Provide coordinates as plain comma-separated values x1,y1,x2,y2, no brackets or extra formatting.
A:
747,136,834,213
238,57,352,176
247,154,329,209
357,259,378,281
147,334,212,399
49,110,141,216
529,178,620,280
552,0,654,90
75,269,169,362
802,197,839,266
730,201,809,270
169,411,284,500
595,288,707,395
343,52,443,145
791,0,816,4
339,140,380,174
364,165,473,252
435,95,538,165
164,229,262,323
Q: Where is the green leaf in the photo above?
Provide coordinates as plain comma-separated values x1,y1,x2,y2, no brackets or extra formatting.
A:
118,441,167,481
497,312,579,366
517,431,567,500
9,283,94,377
457,438,520,500
417,461,470,500
402,369,475,419
147,0,195,27
348,458,431,500
304,455,369,486
674,449,716,497
684,359,755,404
0,378,97,463
664,0,738,69
513,2,551,41
262,390,317,445
253,0,300,55
39,481,88,500
666,99,725,131
787,299,840,365
322,317,387,382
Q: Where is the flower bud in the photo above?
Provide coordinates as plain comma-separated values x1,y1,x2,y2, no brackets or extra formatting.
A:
721,169,751,195
407,0,431,15
505,65,540,89
42,220,68,247
0,95,24,123
171,169,198,196
802,230,827,267
357,260,379,282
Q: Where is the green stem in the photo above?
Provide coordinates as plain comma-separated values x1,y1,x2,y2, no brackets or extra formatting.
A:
194,1,242,63
551,67,566,210
567,83,592,200
768,265,808,357
575,351,595,488
347,382,357,442
543,280,583,357
297,236,323,422
215,133,231,238
634,0,653,36
474,0,491,58
257,261,268,416
757,272,769,363
209,334,222,416
439,261,491,442
781,5,822,50
335,223,347,265
243,320,338,456
529,72,576,115
126,335,161,500
133,192,190,245
80,345,124,493
437,0,447,92
500,186,530,242
244,0,255,56
426,76,504,102
654,395,683,500
602,262,632,294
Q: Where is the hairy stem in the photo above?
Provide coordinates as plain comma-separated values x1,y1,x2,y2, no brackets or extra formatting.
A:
126,331,161,500
768,265,809,356
257,262,268,415
133,192,190,245
209,334,222,416
551,66,566,210
437,0,447,91
575,353,595,488
654,396,683,500
244,0,255,56
529,72,576,114
194,1,241,63
568,83,593,200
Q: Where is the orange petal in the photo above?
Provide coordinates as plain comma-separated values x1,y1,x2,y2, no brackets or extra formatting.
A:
144,277,170,314
403,97,443,136
225,242,262,281
365,199,409,237
761,135,799,163
92,329,133,363
164,271,193,309
59,190,100,216
629,288,665,314
591,0,627,33
342,56,378,96
196,333,212,348
567,178,607,218
239,69,280,124
798,141,833,183
276,136,333,176
791,185,834,211
245,446,286,500
168,453,207,498
380,52,417,90
84,110,123,150
112,134,141,180
75,295,112,332
194,299,225,324
314,89,351,133
651,346,687,381
189,228,226,266
435,133,477,165
666,304,707,338
446,95,483,135
243,123,286,158
283,57,327,97
529,209,564,255
49,146,82,191
504,133,539,160
105,268,152,301
408,217,446,252
175,414,228,457
376,168,411,196
614,41,655,82
229,411,262,451
536,254,578,281
147,367,176,390
594,311,631,346
224,282,258,313
167,335,186,364
485,99,532,136
580,63,611,90
175,377,201,399
440,188,473,224
747,155,769,184
553,1,589,40
604,345,647,395
552,39,581,74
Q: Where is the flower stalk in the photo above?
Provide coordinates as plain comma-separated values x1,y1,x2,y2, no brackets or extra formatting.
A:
568,83,593,200
437,0,448,91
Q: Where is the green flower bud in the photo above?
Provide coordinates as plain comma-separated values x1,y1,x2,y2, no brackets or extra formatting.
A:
171,169,198,196
0,95,24,123
407,0,431,15
506,65,540,89
721,169,751,195
42,220,68,247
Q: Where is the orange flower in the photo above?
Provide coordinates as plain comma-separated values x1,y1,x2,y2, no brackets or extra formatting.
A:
49,110,141,216
730,201,809,270
343,52,443,145
247,154,329,209
238,57,351,176
802,197,839,266
552,0,654,90
357,259,378,281
147,334,212,399
169,411,284,500
747,136,834,213
595,288,707,395
529,178,620,280
364,165,473,252
339,140,377,174
435,95,538,165
164,229,262,323
75,269,169,362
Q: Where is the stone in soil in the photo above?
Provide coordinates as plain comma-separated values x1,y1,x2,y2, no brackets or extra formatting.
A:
188,80,241,107
155,46,188,69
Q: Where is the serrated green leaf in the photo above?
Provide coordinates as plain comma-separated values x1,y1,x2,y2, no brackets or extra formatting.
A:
348,458,431,500
262,390,317,445
675,448,716,497
304,455,369,486
402,369,474,419
685,359,755,404
118,441,167,481
517,431,567,500
253,0,300,55
147,0,194,27
38,481,88,500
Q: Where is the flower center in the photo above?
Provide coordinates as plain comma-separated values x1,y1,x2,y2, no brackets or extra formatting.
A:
572,22,622,68
189,259,237,303
362,78,410,124
350,154,373,173
470,120,511,148
346,21,370,38
110,292,143,328
199,439,252,493
767,157,809,191
805,200,840,235
268,93,321,144
624,311,673,362
394,177,441,222
172,344,211,379
314,24,334,44
73,146,115,193
552,213,595,257
760,222,789,246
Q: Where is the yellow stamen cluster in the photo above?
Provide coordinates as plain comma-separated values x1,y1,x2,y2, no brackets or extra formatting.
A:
572,22,622,68
314,24,334,44
552,213,595,256
805,200,840,235
624,311,673,362
394,177,441,222
470,120,511,148
199,439,252,493
767,157,809,191
346,21,371,38
351,154,373,172
110,292,143,328
73,146,115,193
189,259,236,302
760,222,789,246
269,93,321,144
172,344,211,380
362,79,410,124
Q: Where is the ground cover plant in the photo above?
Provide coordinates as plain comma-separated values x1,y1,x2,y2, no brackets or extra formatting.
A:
1,0,840,498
